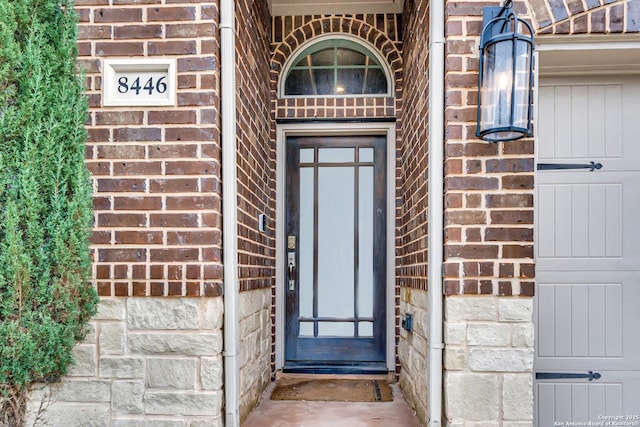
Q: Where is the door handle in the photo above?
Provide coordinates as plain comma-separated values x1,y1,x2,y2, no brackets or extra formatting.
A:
537,161,603,171
287,252,296,291
536,371,602,381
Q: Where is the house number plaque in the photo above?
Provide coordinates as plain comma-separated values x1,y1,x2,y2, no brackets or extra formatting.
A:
103,59,176,107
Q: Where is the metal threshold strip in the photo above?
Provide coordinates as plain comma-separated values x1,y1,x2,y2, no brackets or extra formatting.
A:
283,361,388,375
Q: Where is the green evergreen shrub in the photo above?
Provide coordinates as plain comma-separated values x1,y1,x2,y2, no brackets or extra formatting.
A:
0,0,97,425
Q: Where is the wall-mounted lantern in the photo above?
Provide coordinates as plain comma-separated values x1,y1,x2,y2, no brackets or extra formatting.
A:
476,0,534,142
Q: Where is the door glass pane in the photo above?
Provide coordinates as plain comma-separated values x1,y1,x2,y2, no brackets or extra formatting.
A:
318,322,354,337
359,148,374,162
317,166,354,318
359,166,374,318
300,148,314,163
299,167,314,317
359,322,373,337
299,322,314,337
318,148,354,163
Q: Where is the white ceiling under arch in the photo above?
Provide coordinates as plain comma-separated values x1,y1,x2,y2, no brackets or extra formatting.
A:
268,0,404,16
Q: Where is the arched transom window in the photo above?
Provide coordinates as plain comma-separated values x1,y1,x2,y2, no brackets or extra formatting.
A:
282,38,391,97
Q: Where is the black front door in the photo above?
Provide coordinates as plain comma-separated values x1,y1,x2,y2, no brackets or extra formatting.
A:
284,135,387,373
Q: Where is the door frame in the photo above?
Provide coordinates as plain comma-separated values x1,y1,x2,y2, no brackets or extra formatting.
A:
275,122,396,371
533,36,640,424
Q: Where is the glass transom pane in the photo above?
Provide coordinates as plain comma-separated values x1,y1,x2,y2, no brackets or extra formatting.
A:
283,39,389,97
310,49,334,66
336,48,367,66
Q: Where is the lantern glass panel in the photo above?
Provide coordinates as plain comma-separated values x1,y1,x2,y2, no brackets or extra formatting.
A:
480,40,514,135
513,39,532,130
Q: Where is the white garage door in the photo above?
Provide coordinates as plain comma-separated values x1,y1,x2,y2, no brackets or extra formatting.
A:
535,75,640,424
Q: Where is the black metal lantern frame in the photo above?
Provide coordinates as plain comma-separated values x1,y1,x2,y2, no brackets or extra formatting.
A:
477,0,534,142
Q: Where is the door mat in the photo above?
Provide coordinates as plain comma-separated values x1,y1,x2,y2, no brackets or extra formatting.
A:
270,378,393,402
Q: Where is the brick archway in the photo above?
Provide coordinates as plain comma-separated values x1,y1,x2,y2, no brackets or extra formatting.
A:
269,16,403,98
527,0,639,35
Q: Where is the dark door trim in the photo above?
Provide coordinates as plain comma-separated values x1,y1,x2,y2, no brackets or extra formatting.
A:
283,135,387,373
274,123,396,373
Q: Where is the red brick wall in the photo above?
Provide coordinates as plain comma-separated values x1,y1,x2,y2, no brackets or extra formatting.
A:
398,0,430,293
77,0,223,298
440,0,637,297
236,0,275,294
442,0,535,297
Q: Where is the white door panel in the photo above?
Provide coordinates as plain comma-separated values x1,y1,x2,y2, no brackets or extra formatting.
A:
535,75,640,424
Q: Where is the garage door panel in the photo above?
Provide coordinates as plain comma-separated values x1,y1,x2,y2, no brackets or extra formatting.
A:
537,182,625,262
536,74,640,425
536,173,640,270
536,280,633,365
537,78,638,163
536,380,631,422
536,272,640,371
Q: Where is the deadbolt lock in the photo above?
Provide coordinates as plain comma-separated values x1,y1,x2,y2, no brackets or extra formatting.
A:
287,235,296,250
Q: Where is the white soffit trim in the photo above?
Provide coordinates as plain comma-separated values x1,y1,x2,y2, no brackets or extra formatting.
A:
268,0,403,15
536,35,640,76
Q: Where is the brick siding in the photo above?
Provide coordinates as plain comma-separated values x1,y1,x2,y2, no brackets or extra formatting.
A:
236,0,275,294
78,0,223,298
442,0,536,297
398,0,430,293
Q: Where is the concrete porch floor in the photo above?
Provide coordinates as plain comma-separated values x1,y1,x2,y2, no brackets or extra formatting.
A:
242,375,424,427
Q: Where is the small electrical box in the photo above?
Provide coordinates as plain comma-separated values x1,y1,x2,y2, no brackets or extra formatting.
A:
258,214,266,233
402,313,413,333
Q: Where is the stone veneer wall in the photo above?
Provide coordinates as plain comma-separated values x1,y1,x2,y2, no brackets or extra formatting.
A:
398,288,428,423
28,298,224,426
444,296,534,425
238,289,272,421
396,0,430,424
